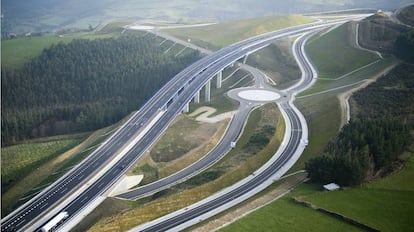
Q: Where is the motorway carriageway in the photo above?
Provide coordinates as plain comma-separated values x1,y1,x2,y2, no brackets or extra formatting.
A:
133,30,322,231
115,18,350,201
1,17,359,232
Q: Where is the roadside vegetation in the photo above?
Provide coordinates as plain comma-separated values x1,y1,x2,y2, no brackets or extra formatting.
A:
1,113,131,215
220,184,362,232
219,13,412,231
84,14,413,231
305,23,378,79
83,103,285,231
246,38,301,89
223,145,414,231
5,7,413,231
128,65,251,185
129,115,225,185
1,136,84,194
306,118,410,186
291,21,395,171
305,16,414,187
238,15,414,232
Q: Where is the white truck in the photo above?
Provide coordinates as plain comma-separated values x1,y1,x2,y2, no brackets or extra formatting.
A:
40,211,69,232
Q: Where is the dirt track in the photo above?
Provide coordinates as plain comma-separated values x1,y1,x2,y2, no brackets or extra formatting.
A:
337,63,399,128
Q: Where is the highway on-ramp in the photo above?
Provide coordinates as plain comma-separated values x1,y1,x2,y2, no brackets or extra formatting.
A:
1,17,360,232
132,30,317,232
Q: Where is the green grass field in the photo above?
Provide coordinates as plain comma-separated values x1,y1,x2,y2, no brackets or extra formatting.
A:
1,136,84,213
1,112,133,215
303,142,414,231
2,36,73,69
85,103,285,231
222,145,414,231
1,33,117,69
290,60,399,172
1,136,84,191
220,184,362,232
164,15,314,50
306,23,378,79
221,17,409,231
246,38,301,88
289,22,399,171
222,149,414,231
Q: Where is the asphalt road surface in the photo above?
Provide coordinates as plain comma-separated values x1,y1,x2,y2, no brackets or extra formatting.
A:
134,29,317,232
1,18,353,232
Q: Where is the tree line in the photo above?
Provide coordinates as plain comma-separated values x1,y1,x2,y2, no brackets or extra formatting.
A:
306,118,410,186
1,35,201,145
306,64,414,186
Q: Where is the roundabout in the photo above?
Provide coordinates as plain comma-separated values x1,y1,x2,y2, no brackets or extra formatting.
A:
228,87,285,104
237,89,281,102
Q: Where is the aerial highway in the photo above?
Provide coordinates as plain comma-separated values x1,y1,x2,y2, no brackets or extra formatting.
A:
1,16,360,232
133,30,316,232
115,18,352,201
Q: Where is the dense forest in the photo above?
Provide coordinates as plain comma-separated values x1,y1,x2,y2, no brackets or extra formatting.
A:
394,31,414,63
352,63,414,121
306,119,410,186
1,35,201,145
306,64,414,186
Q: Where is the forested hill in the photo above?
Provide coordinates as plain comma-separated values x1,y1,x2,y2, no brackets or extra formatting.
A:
306,64,414,186
1,35,201,145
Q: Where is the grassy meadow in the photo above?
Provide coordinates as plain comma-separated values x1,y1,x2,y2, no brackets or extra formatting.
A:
290,22,398,171
221,18,412,232
1,32,120,69
306,23,378,79
1,112,133,215
1,135,84,214
163,15,314,50
222,144,414,231
220,184,363,232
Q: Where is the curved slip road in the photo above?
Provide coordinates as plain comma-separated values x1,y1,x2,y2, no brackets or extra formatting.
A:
133,30,323,232
1,17,360,232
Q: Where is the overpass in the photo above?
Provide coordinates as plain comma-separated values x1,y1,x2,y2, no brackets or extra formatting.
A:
1,17,361,232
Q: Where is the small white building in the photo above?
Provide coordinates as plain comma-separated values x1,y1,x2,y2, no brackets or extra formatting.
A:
323,183,340,191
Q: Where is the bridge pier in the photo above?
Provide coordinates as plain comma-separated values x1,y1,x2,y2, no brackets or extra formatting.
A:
194,91,200,103
243,55,249,64
205,80,211,102
183,103,190,113
216,71,222,88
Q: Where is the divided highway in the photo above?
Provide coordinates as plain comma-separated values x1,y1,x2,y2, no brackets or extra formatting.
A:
116,19,352,201
136,101,303,232
133,30,317,232
1,17,359,232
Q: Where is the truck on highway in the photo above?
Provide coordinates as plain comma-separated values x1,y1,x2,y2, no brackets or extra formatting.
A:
40,211,69,232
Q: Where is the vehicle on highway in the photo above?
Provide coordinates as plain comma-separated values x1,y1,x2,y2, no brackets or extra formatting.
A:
40,211,69,232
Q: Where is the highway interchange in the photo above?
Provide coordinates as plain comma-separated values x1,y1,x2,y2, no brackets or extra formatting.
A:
1,16,363,232
133,30,315,232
